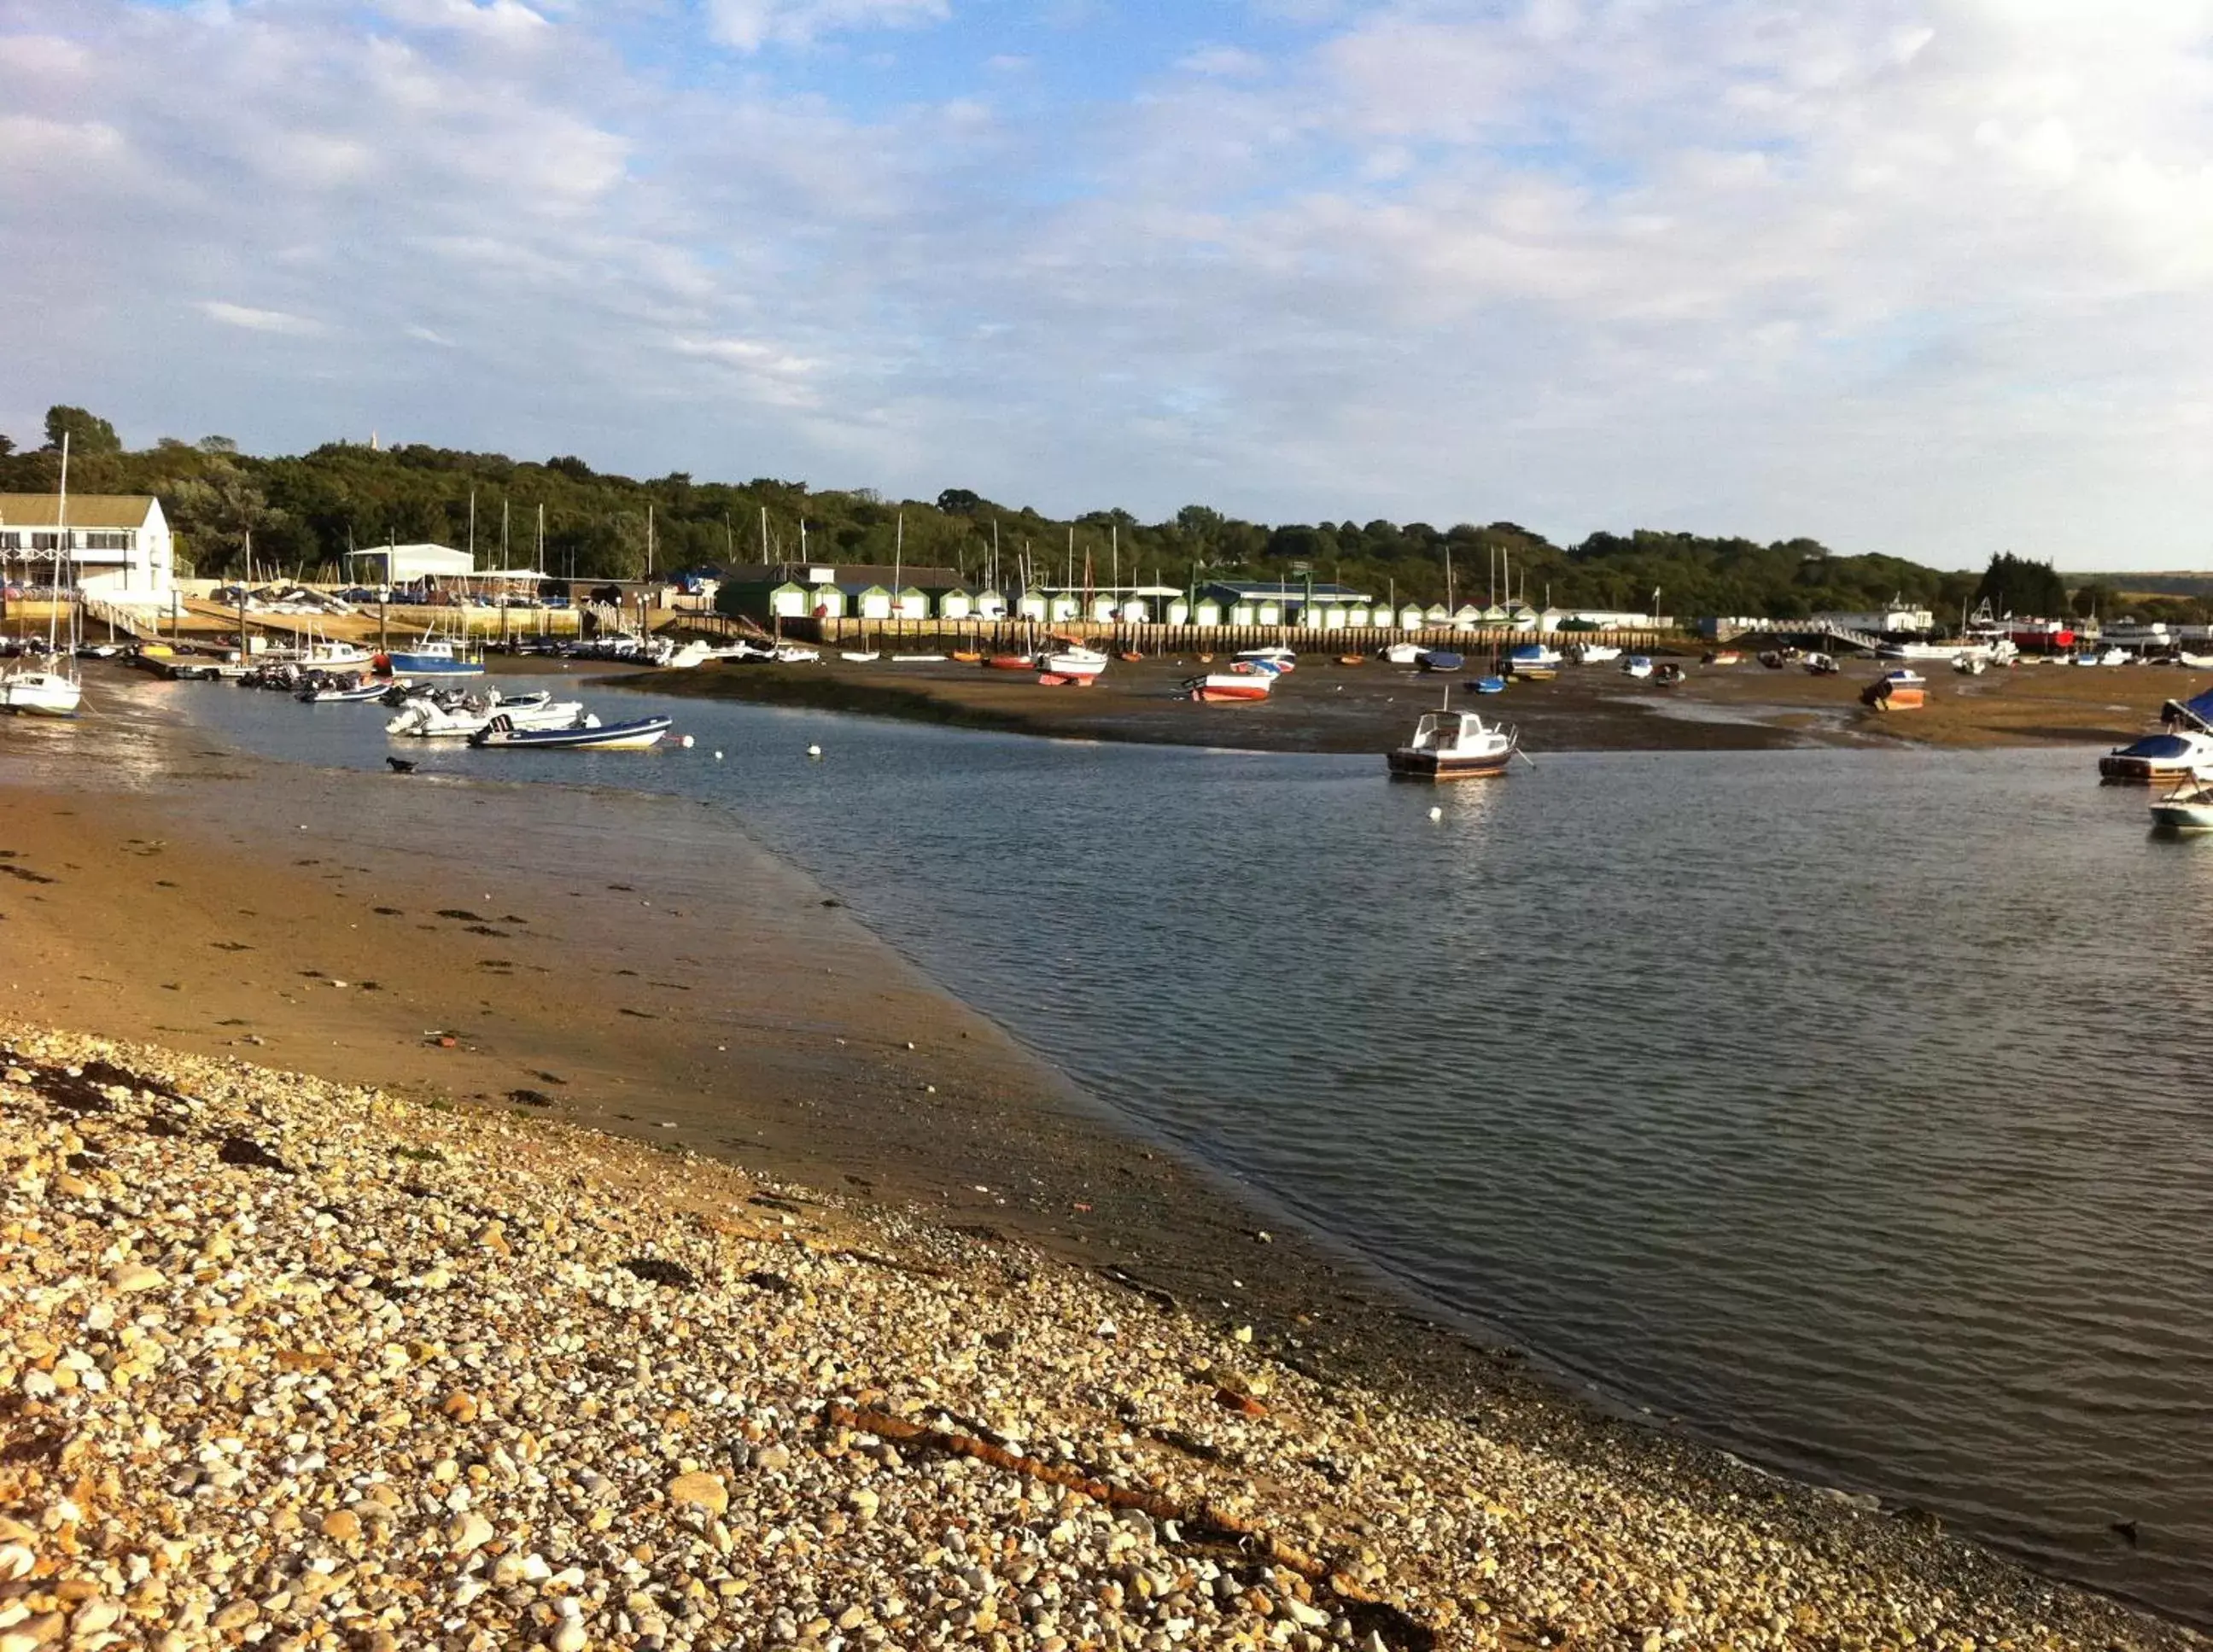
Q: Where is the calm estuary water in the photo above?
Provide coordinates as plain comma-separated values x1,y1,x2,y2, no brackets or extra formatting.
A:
172,675,2213,1624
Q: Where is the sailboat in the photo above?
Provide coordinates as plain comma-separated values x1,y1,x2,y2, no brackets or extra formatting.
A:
1,434,85,717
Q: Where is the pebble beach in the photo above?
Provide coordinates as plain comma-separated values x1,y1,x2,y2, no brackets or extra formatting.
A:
2,1021,2196,1652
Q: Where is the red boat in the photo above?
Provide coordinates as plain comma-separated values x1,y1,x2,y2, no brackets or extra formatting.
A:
1186,672,1271,703
984,655,1033,670
2008,622,2076,653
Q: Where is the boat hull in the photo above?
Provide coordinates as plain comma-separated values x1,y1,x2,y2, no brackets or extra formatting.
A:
385,655,483,677
472,715,669,750
1187,674,1270,702
1387,748,1513,779
2152,802,2213,831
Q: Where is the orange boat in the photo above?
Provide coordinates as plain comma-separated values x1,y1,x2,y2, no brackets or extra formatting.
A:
984,655,1033,670
1118,651,1143,663
950,651,983,663
1337,653,1364,666
1861,669,1927,710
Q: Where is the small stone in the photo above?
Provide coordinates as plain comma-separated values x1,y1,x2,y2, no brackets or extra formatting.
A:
320,1509,362,1541
548,1623,587,1652
106,1262,165,1293
442,1390,481,1422
0,1613,64,1652
847,1488,879,1519
447,1512,495,1555
667,1473,728,1516
210,1601,260,1632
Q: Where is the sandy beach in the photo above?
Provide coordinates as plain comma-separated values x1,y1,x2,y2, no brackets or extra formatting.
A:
628,648,2204,756
0,671,2200,1649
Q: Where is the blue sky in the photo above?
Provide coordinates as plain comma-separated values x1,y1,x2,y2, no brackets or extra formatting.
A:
6,0,2213,569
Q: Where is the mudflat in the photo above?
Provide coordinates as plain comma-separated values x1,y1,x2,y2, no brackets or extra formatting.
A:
634,649,2202,754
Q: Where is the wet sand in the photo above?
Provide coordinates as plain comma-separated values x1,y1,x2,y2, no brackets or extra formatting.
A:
633,650,2203,755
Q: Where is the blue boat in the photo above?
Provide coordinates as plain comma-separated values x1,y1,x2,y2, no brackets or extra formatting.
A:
1473,675,1507,693
1417,650,1463,673
470,713,670,750
384,636,483,677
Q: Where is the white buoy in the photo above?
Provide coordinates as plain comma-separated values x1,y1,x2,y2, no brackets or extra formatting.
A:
714,750,724,761
807,744,823,759
1428,806,1443,821
680,734,695,749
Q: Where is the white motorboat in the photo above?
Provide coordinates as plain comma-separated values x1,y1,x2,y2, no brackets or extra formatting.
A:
1568,643,1621,664
1039,644,1109,682
2100,727,2213,782
1234,646,1297,674
1620,655,1654,680
1953,654,1988,675
1386,698,1519,779
470,713,669,750
1379,641,1426,665
840,651,881,663
660,640,713,669
2149,772,2213,832
387,694,582,738
0,668,83,718
772,645,820,663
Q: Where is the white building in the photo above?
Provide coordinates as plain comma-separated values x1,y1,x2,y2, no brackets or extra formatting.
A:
1816,604,1935,635
0,493,178,597
346,543,475,585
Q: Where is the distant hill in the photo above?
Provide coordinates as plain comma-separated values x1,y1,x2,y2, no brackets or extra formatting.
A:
0,401,2003,621
2067,573,2213,600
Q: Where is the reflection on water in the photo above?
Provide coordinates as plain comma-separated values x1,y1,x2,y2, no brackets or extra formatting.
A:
161,672,2213,1625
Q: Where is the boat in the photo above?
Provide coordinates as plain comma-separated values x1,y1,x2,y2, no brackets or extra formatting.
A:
771,645,820,663
0,668,84,717
384,634,484,677
1039,644,1109,682
1380,641,1425,665
1953,654,1988,676
387,693,582,739
890,653,947,663
1472,675,1508,693
949,651,983,663
2099,728,2213,782
1653,663,1686,686
1506,644,1562,679
2149,771,2213,832
1861,668,1926,710
297,676,388,703
1569,644,1621,664
1336,653,1364,667
1119,651,1145,663
470,713,670,750
1702,650,1742,666
841,651,880,663
0,434,83,718
1235,646,1296,674
1416,650,1463,673
984,655,1033,671
1184,672,1271,703
660,640,713,669
1386,696,1520,779
1804,652,1840,675
1621,655,1654,680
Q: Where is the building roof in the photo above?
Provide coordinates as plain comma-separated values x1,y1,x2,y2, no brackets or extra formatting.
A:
720,562,962,589
1205,580,1375,603
347,543,476,573
0,494,161,529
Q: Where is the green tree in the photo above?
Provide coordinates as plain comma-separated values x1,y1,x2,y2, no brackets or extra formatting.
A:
44,405,122,455
1974,552,2067,618
937,487,983,515
0,434,14,458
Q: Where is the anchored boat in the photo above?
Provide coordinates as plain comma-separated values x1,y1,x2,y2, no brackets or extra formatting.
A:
1861,668,1927,710
2150,771,2213,832
470,713,670,750
1184,672,1271,703
1387,693,1520,780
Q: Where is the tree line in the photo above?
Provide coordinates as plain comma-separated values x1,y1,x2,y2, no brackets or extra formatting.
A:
0,405,2168,624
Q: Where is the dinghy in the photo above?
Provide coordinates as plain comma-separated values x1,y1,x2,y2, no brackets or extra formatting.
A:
2149,771,2213,832
1416,650,1463,673
470,713,670,750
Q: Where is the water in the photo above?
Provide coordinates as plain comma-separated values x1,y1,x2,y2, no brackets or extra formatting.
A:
165,677,2213,1623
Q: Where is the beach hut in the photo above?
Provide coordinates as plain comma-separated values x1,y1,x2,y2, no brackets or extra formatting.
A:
1322,604,1350,630
1398,604,1426,630
847,583,894,620
1424,603,1452,628
1118,595,1150,623
1194,598,1223,627
974,589,1008,621
764,581,809,619
1254,600,1283,625
1347,604,1373,628
1165,598,1191,625
1453,604,1484,631
809,582,848,619
1048,593,1083,623
1227,600,1256,626
1480,603,1511,626
894,586,931,621
1016,591,1048,622
1089,593,1118,623
935,587,974,621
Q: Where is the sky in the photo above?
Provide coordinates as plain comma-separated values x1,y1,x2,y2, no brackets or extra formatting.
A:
4,0,2213,569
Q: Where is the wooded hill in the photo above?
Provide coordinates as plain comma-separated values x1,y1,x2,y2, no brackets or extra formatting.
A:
1,405,2143,622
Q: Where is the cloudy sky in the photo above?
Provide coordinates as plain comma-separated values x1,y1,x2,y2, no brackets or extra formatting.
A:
4,0,2211,567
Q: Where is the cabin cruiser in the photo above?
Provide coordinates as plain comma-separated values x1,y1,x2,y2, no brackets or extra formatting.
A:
1379,641,1426,665
2150,771,2213,832
1621,655,1654,680
1387,700,1519,779
1506,644,1562,679
2100,727,2213,782
387,691,581,739
1569,643,1621,664
384,634,485,677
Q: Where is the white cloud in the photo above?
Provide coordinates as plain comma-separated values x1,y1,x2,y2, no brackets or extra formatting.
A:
704,0,950,52
1176,45,1267,79
197,301,324,335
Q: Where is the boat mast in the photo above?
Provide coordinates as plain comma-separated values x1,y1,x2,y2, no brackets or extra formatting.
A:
50,433,67,660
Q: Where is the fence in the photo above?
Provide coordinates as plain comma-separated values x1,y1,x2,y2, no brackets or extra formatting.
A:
682,614,1680,657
